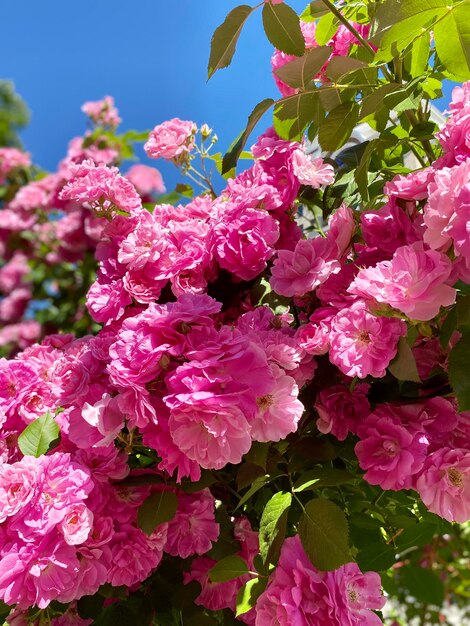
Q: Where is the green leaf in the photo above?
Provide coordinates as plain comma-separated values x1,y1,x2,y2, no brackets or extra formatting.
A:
434,4,470,80
395,522,438,553
404,34,430,77
315,12,338,46
373,0,448,62
273,91,323,141
222,98,275,174
388,336,421,382
208,5,254,79
399,565,445,606
448,331,470,410
17,412,60,457
137,491,178,535
318,101,359,152
299,497,351,571
262,2,306,56
259,492,292,566
209,554,249,583
236,578,268,616
237,462,266,490
326,56,369,81
300,0,329,21
235,474,271,510
293,467,355,492
175,183,194,198
274,47,331,89
356,542,396,572
360,83,402,119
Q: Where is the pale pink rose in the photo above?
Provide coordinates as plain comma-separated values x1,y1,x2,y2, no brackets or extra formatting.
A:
255,535,385,626
292,149,335,188
59,159,142,214
81,96,121,128
250,366,304,442
59,503,94,545
348,243,456,321
415,448,470,523
423,160,470,251
0,148,31,183
329,300,406,379
270,237,341,297
125,163,166,196
212,207,279,280
165,489,219,558
144,118,196,160
168,393,252,470
355,411,428,490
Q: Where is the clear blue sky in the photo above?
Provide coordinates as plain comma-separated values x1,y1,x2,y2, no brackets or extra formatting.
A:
0,0,455,192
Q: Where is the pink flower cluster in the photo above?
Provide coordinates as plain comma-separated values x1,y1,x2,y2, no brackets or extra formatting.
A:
255,535,385,625
354,399,470,523
144,118,197,161
0,148,31,184
271,20,371,97
81,96,121,129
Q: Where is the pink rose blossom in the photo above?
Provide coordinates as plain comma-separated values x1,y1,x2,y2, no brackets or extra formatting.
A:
125,163,166,196
349,243,456,321
255,535,385,626
291,149,335,188
168,393,252,470
60,159,142,215
315,383,370,441
212,207,279,280
250,366,304,442
329,300,406,378
165,489,219,558
0,148,31,183
144,118,196,161
270,237,341,297
415,448,470,523
81,96,121,128
355,409,428,490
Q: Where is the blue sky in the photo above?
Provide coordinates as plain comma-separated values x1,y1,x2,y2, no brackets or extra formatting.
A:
1,0,455,192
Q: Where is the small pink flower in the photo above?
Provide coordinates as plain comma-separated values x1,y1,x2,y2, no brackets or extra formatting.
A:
59,159,142,215
168,393,252,470
144,118,197,160
270,237,341,297
316,383,370,441
291,149,334,188
355,410,428,490
349,243,456,321
212,207,279,280
59,503,94,545
250,366,304,442
81,96,121,128
125,163,166,196
329,300,406,378
415,448,470,523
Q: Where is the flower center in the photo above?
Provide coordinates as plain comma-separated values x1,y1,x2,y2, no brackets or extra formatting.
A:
257,394,274,410
358,331,371,344
447,467,463,488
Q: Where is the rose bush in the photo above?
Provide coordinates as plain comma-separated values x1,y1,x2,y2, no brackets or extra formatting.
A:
1,1,470,625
